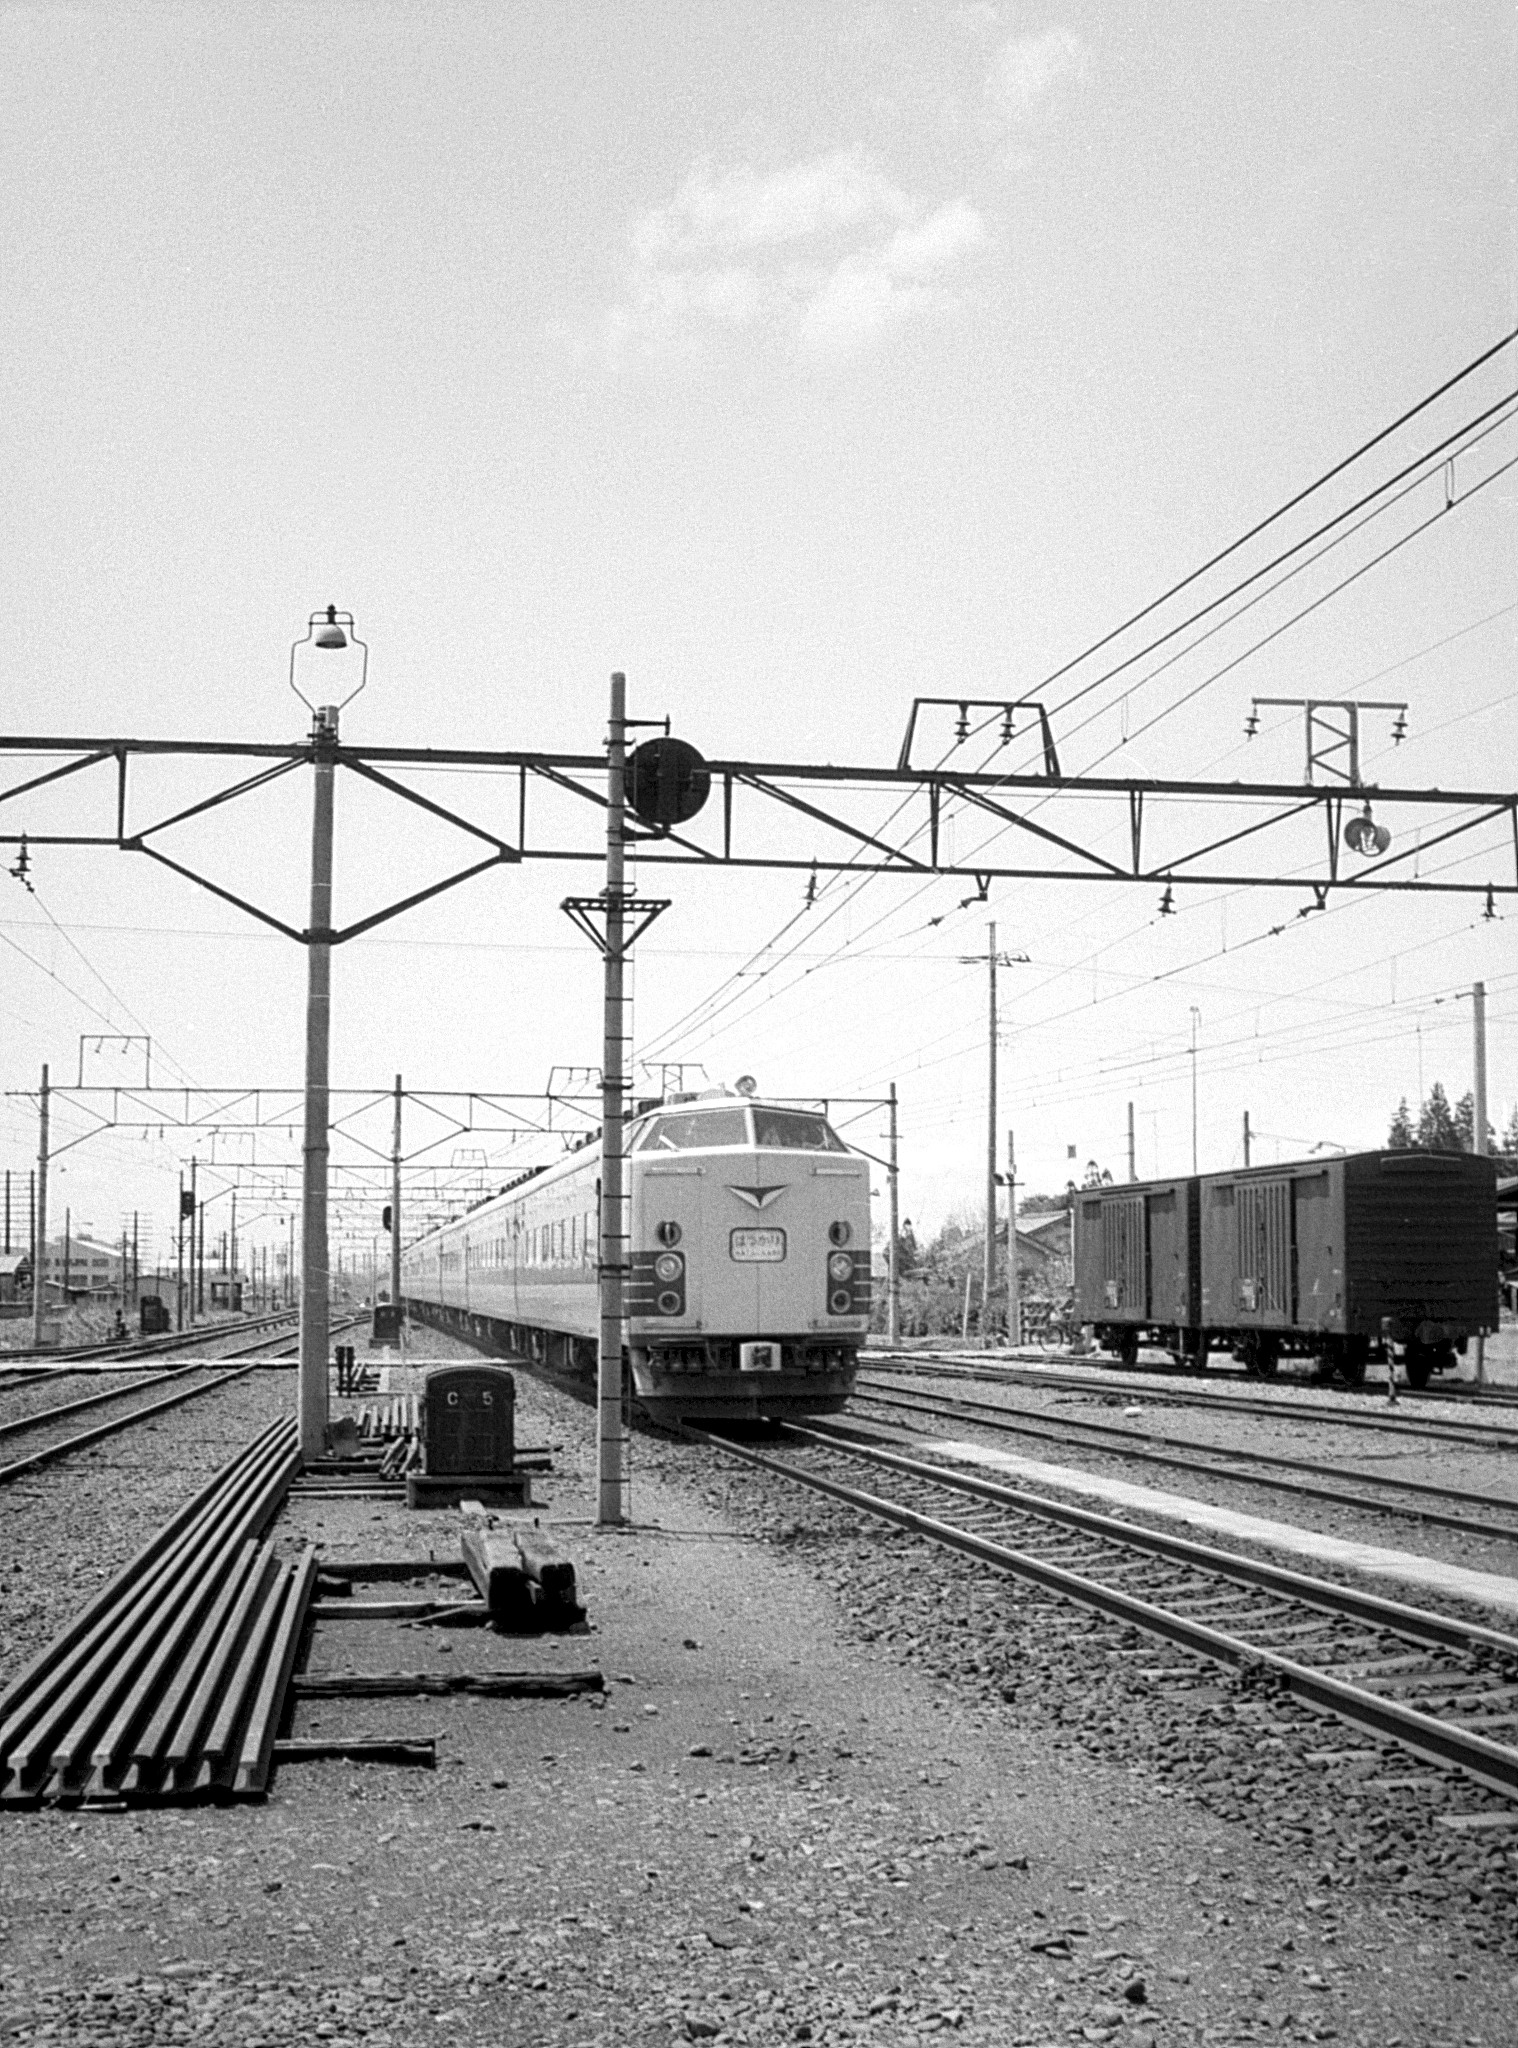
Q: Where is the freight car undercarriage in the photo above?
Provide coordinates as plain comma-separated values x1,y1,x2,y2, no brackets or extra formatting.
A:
404,1297,858,1420
1091,1321,1468,1388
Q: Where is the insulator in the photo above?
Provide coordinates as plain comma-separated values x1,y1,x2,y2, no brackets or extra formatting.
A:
1159,886,1174,916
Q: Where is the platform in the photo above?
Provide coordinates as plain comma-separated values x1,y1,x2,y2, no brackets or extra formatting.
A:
926,1437,1518,1620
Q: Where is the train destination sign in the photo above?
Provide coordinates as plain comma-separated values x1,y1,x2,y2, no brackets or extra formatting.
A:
730,1228,786,1263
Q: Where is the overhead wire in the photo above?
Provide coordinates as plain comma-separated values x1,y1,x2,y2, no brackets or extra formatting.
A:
1028,325,1517,705
647,407,1517,1069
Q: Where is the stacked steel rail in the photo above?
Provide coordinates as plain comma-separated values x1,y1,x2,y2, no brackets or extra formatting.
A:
692,1419,1518,1806
0,1418,313,1805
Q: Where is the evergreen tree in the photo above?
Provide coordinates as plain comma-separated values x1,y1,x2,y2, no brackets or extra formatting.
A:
1417,1082,1460,1152
1453,1091,1474,1152
1453,1090,1497,1156
1502,1105,1518,1168
1387,1098,1414,1149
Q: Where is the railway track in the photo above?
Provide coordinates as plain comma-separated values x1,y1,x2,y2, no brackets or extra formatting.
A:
0,1309,301,1383
868,1351,1518,1454
692,1417,1518,1810
852,1375,1518,1547
0,1318,352,1488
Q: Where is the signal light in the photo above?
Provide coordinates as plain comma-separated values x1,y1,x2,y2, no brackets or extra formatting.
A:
828,1251,853,1283
654,1251,684,1284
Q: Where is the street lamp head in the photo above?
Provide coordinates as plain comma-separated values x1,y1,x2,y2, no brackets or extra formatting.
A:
290,605,368,718
313,605,348,650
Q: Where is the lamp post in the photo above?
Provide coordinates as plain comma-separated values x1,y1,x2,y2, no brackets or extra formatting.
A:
290,607,367,1460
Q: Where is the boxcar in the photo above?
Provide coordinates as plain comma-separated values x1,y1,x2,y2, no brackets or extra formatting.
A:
1071,1177,1201,1367
1075,1150,1498,1385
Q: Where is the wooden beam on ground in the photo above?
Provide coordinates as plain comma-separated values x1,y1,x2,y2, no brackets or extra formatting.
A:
273,1736,436,1767
291,1670,604,1698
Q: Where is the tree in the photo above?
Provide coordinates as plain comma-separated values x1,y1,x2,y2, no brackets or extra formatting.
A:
1417,1082,1461,1152
1387,1098,1415,1149
1452,1091,1497,1156
1502,1105,1518,1168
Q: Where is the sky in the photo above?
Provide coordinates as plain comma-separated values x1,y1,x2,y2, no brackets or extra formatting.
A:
1,0,1515,1273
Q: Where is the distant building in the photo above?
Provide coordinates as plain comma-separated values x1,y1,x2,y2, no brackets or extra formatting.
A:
1015,1208,1072,1289
0,1250,33,1309
40,1234,124,1299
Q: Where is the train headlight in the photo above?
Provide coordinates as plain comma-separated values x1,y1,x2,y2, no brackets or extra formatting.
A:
828,1220,851,1246
656,1290,683,1315
828,1251,853,1283
828,1287,853,1315
654,1251,684,1284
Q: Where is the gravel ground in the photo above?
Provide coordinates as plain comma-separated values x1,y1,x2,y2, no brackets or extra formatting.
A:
0,1331,1513,2046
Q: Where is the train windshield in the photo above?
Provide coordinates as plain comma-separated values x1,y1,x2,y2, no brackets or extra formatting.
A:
751,1109,847,1152
638,1108,751,1151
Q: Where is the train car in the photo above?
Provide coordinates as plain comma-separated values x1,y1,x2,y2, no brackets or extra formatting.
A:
401,1090,871,1421
1075,1149,1498,1386
1070,1176,1201,1368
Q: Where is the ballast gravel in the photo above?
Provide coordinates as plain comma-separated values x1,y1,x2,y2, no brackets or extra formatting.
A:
0,1333,1513,2047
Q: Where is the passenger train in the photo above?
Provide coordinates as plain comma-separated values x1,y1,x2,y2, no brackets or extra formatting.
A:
401,1089,872,1420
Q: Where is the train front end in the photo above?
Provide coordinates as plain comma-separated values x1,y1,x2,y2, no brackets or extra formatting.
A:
626,1095,871,1422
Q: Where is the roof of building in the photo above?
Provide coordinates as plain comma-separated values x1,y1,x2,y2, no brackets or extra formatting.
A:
1017,1208,1071,1238
0,1251,31,1276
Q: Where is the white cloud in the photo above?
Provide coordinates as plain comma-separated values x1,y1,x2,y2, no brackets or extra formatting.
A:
986,27,1087,122
632,153,912,265
608,153,988,365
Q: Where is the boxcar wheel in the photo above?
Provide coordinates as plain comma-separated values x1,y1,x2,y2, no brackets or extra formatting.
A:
1115,1330,1140,1368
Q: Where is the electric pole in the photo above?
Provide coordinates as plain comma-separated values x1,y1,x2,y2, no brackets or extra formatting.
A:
1006,1126,1019,1349
960,928,1028,1350
1190,1008,1202,1174
985,921,997,1345
31,1064,48,1348
887,1082,900,1347
391,1073,403,1329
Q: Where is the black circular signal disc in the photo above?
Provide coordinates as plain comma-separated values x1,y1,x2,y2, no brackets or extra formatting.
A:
627,736,711,828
